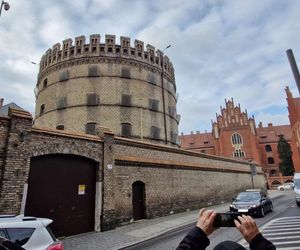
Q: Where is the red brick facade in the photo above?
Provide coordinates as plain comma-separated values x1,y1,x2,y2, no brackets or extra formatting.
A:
285,86,300,173
180,99,294,188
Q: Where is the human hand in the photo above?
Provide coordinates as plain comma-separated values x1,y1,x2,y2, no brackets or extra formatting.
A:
196,208,217,236
234,214,260,243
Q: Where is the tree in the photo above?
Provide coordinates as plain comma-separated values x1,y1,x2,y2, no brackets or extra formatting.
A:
277,135,294,176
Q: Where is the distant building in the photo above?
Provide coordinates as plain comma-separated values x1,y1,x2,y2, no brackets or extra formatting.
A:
285,86,300,173
180,98,293,188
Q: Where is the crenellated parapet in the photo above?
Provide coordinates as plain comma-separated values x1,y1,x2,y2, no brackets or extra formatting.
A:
39,34,175,78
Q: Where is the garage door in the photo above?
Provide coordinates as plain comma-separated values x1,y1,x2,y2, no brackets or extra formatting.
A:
25,154,97,237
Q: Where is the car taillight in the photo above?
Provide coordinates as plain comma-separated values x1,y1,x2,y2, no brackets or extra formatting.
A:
46,242,64,250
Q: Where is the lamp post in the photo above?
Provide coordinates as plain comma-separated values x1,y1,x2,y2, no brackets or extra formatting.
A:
161,45,171,144
248,159,256,189
0,1,10,17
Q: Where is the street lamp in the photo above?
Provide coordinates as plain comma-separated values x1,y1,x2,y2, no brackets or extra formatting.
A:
161,45,171,144
0,0,10,17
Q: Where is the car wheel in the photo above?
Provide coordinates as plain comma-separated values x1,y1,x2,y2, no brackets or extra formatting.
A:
260,207,265,217
297,202,300,207
280,188,284,191
269,204,273,212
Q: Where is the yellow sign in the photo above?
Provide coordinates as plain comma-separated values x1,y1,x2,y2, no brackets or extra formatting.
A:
78,185,85,195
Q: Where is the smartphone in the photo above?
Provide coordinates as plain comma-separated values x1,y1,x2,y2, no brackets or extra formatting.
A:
213,212,240,227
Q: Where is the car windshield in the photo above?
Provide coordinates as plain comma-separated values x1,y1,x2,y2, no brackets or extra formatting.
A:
294,179,300,189
235,192,260,202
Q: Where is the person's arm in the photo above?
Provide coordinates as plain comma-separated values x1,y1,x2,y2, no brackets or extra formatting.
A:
176,208,217,250
234,215,276,250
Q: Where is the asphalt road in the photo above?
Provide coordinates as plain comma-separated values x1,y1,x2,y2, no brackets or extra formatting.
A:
124,191,296,250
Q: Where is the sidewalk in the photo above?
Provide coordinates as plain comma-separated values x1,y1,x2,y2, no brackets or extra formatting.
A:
63,190,281,250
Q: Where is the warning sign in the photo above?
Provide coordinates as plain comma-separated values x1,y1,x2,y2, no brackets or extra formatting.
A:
78,185,86,195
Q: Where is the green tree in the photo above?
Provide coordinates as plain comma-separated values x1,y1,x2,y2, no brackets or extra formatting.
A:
277,135,294,176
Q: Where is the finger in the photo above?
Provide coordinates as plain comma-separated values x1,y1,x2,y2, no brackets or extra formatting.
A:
237,215,245,223
199,208,205,217
234,219,241,227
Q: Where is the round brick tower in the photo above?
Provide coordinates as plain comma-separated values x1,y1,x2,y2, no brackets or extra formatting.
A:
34,34,180,146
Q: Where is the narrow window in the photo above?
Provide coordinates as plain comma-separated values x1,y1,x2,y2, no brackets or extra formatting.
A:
108,47,113,53
265,145,272,152
268,157,275,164
59,69,69,81
121,94,132,106
86,123,96,135
87,93,99,106
88,66,99,77
151,126,161,139
43,78,48,88
170,131,177,144
121,123,132,137
40,104,45,115
233,149,245,158
148,74,157,85
121,68,131,78
57,97,67,109
56,125,64,130
149,99,159,111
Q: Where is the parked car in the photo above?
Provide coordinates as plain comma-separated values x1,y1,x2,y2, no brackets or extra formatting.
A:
0,215,63,250
229,189,273,217
277,182,294,191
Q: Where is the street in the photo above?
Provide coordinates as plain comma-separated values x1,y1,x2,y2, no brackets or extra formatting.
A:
124,191,298,250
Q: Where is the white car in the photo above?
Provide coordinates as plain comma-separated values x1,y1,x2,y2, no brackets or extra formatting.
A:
0,215,63,250
277,183,294,191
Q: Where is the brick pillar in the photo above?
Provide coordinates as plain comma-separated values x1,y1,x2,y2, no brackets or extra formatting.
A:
0,108,32,214
101,130,116,231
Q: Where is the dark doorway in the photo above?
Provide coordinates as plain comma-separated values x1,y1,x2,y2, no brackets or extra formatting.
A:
25,154,97,237
132,181,146,220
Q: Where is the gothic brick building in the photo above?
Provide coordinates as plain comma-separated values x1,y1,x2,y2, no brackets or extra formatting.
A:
180,98,294,188
286,86,300,173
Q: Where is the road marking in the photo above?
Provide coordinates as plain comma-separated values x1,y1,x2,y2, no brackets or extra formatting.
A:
238,216,300,249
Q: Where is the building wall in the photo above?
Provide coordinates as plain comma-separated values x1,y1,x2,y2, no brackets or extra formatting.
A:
286,86,300,172
0,108,266,233
34,35,179,147
180,99,293,188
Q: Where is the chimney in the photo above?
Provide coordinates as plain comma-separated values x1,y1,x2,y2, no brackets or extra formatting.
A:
268,123,273,127
286,49,300,94
258,122,263,128
0,98,3,108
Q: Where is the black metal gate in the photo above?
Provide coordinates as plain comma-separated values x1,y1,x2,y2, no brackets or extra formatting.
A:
25,154,96,237
132,181,145,220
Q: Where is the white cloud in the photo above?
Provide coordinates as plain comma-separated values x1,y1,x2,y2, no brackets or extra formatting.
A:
1,0,300,135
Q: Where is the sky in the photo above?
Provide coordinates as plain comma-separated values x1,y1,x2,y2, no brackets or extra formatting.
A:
1,0,300,134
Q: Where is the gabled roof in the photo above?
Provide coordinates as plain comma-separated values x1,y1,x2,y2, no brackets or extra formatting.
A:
257,124,292,142
0,102,25,117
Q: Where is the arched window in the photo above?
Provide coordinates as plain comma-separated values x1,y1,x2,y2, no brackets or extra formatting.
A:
121,123,132,137
265,145,272,152
267,157,275,164
269,170,277,176
231,133,243,145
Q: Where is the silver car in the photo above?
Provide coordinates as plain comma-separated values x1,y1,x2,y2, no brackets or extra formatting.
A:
0,215,63,250
277,183,294,191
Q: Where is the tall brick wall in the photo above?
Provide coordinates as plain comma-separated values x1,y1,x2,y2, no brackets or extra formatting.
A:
1,110,266,233
105,137,266,226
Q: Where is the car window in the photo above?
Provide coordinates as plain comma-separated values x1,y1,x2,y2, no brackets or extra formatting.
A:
45,226,56,241
235,192,260,201
6,228,34,246
0,229,6,238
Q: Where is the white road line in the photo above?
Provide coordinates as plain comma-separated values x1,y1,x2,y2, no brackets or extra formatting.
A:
263,231,300,236
263,227,300,232
265,235,300,240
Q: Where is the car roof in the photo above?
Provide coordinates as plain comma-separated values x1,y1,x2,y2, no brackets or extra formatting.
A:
0,215,52,228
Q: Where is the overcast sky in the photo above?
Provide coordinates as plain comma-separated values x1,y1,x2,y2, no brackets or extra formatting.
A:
1,0,300,134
